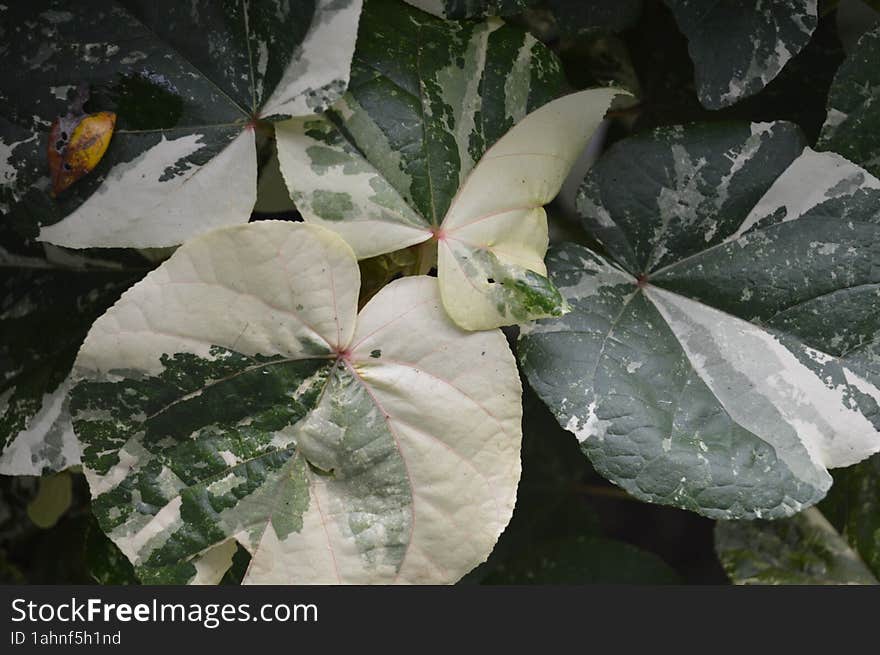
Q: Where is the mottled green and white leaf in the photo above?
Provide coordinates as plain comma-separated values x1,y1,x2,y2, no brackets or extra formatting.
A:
72,221,522,584
519,121,880,519
278,0,567,249
663,0,818,109
1,0,361,248
715,508,878,585
1,263,139,476
278,1,621,328
818,25,880,177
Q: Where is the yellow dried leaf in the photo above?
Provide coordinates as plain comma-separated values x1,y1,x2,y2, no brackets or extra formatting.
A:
49,111,116,196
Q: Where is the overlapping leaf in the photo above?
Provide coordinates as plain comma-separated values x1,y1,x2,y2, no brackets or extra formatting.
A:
818,25,880,177
277,0,621,329
71,221,522,584
0,243,141,475
0,0,361,248
717,449,880,585
715,508,878,585
821,452,880,577
663,0,818,109
519,121,880,519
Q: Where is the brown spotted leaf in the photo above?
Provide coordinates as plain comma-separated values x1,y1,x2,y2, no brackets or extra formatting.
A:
49,110,116,196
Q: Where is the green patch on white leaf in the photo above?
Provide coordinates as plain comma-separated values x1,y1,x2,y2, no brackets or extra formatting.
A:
519,121,880,519
72,221,522,584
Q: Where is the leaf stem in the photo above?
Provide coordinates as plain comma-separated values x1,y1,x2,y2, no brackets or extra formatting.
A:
414,240,437,276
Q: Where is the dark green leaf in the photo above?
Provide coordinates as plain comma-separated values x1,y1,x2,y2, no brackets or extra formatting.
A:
821,452,880,578
818,25,880,177
84,513,138,585
0,249,141,475
519,121,880,519
663,0,818,109
715,508,878,584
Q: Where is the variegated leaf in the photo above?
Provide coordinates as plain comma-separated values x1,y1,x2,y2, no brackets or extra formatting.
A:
436,88,621,329
818,25,880,178
1,0,361,248
663,0,818,109
277,0,621,329
71,221,522,584
1,257,140,476
715,508,879,585
519,121,880,519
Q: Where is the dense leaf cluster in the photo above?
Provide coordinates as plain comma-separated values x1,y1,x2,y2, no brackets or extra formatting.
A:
2,0,880,585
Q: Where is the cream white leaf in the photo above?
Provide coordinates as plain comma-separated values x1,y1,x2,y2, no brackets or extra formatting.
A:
437,87,622,330
72,221,521,584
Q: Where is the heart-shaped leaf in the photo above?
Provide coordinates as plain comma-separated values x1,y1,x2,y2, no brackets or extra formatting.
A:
818,25,880,177
71,221,522,584
519,121,880,519
277,0,621,329
715,508,879,585
662,0,818,110
1,0,362,248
